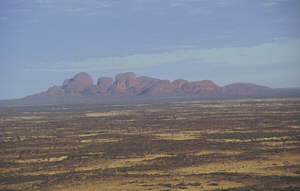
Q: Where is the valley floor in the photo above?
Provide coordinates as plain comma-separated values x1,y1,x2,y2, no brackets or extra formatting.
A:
0,98,300,191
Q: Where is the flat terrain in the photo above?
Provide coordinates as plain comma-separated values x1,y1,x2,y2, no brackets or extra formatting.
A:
0,98,300,191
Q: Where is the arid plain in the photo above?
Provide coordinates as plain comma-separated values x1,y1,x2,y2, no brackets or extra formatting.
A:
1,98,300,191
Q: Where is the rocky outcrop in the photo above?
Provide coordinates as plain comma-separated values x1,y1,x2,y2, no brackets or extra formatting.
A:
141,80,176,95
111,72,137,93
223,83,271,96
44,86,65,96
181,80,221,95
172,79,188,89
29,72,276,98
62,72,94,95
95,77,114,95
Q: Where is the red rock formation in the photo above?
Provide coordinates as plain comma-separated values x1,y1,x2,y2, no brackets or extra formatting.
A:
96,77,114,95
115,72,136,82
223,83,271,95
130,76,160,94
172,79,188,89
97,77,113,88
141,80,176,95
112,72,137,93
29,72,275,98
62,72,94,95
181,80,220,94
46,86,65,96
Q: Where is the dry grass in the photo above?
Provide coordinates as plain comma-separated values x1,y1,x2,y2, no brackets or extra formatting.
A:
0,180,44,191
85,111,133,117
47,176,245,191
75,154,169,172
208,136,293,143
2,98,300,191
154,132,200,140
15,156,68,163
22,169,69,176
194,150,243,156
290,125,300,129
260,140,300,147
174,152,300,177
22,154,170,177
80,138,121,143
0,115,41,122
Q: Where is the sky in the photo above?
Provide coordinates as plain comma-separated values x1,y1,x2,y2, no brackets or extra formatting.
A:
0,0,300,100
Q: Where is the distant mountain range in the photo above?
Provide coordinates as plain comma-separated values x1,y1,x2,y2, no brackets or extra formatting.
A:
27,72,300,99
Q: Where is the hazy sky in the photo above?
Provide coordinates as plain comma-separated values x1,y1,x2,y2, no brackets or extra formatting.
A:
1,0,300,99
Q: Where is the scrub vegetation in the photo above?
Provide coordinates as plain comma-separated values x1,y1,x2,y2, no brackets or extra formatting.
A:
0,98,300,191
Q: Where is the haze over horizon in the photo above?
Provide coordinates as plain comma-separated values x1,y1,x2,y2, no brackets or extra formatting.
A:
1,0,300,100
